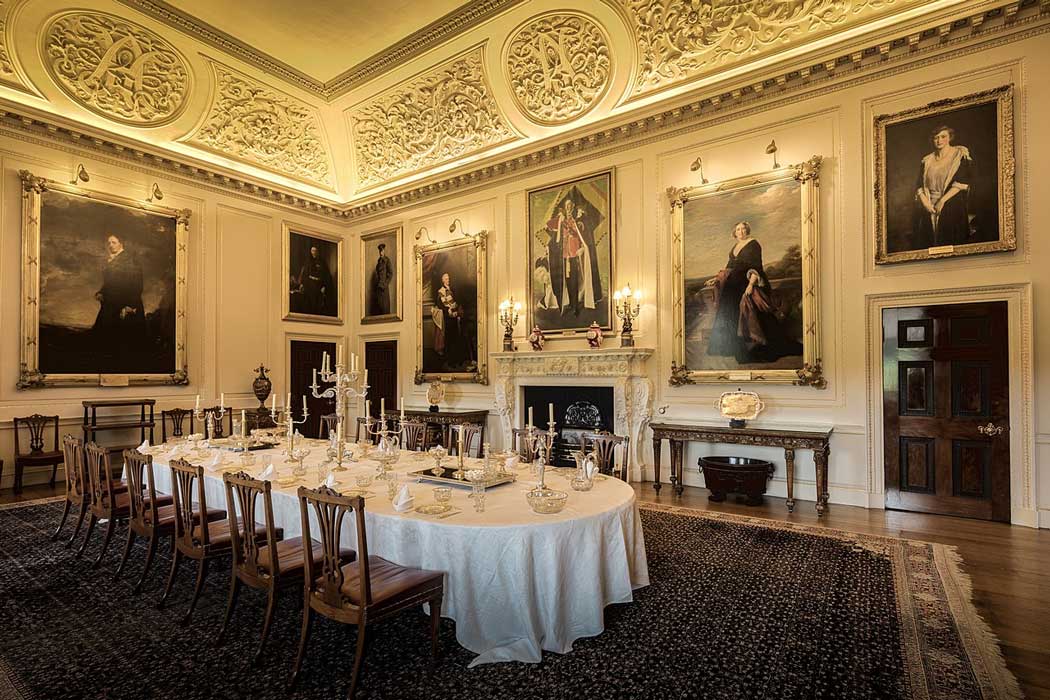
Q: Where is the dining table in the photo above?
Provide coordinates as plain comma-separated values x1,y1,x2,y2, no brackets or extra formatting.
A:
144,438,650,666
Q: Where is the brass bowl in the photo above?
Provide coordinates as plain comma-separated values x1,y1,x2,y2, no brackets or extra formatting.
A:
526,487,568,514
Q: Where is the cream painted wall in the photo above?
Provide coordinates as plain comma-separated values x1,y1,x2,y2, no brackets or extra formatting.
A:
0,135,348,490
1,31,1045,527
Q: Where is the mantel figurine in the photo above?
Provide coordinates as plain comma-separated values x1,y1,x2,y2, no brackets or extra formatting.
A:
528,325,545,351
586,321,603,348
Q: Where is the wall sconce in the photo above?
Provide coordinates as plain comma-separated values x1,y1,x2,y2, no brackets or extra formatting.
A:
765,139,780,169
146,182,163,202
69,163,89,185
613,284,641,348
689,156,709,184
498,297,522,351
448,218,474,238
415,226,436,244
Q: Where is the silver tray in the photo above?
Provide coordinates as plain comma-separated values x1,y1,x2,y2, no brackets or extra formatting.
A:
209,437,281,452
408,466,517,489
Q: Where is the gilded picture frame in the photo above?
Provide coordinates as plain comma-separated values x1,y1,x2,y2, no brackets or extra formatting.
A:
360,224,403,324
18,170,190,388
282,222,344,325
874,85,1015,264
414,233,488,385
668,156,825,388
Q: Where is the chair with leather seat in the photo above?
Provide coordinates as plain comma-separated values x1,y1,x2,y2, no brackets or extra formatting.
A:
290,485,444,698
218,472,354,663
53,435,90,545
162,459,276,625
582,431,630,481
119,449,224,594
10,414,63,494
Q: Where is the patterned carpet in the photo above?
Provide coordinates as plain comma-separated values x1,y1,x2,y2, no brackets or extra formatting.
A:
0,499,1019,700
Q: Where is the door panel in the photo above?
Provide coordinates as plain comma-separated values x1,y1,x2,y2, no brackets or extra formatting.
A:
364,340,397,419
289,339,336,439
883,302,1009,522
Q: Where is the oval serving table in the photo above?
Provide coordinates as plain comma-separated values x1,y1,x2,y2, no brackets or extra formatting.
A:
148,443,650,666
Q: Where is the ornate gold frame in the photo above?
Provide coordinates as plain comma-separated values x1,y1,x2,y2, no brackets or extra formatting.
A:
414,233,488,385
874,84,1015,264
18,170,191,388
667,157,825,388
359,224,403,324
281,222,344,325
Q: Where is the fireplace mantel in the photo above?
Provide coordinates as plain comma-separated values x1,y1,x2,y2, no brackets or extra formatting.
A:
491,348,654,477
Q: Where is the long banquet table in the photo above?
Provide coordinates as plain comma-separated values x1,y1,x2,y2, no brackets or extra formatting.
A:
147,440,649,666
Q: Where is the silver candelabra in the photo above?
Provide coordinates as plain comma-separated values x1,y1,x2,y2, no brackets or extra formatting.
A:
310,350,368,471
193,404,225,444
270,401,309,463
527,421,557,489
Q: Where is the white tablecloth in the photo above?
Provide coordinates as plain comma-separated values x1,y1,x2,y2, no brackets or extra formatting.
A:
147,441,649,666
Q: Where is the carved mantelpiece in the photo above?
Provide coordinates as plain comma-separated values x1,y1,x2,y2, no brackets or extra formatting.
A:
491,348,653,475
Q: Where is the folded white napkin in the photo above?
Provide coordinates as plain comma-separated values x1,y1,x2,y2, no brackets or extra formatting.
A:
137,439,150,453
323,473,336,489
258,463,275,480
393,484,414,512
505,455,519,470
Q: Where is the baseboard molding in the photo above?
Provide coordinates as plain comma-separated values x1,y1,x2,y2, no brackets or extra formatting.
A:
1037,509,1050,529
1010,507,1037,528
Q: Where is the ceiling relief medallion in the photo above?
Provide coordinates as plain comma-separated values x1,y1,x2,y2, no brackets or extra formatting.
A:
505,12,612,125
621,0,911,97
349,46,516,190
42,11,191,125
187,62,333,188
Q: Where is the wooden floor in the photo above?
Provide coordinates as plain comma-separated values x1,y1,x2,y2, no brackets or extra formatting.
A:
5,482,1048,699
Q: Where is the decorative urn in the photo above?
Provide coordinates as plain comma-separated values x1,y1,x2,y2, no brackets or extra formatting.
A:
586,321,603,348
528,326,545,351
252,365,272,408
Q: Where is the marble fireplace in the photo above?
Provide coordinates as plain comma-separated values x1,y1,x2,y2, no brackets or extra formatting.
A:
491,348,654,477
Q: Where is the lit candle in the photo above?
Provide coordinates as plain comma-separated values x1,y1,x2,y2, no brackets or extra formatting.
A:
528,406,534,428
548,402,554,425
400,397,405,420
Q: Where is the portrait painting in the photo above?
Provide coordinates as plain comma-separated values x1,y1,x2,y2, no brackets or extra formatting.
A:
18,171,189,388
875,85,1015,264
283,224,343,324
415,234,488,384
669,157,824,387
360,225,402,324
527,170,613,334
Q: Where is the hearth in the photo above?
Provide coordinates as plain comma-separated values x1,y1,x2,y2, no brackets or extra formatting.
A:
523,386,613,467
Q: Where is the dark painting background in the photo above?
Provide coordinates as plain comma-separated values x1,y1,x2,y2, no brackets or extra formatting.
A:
884,101,1000,254
38,190,176,375
420,242,478,374
288,232,339,317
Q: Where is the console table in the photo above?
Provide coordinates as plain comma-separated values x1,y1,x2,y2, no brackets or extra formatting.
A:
650,423,833,515
383,408,489,449
82,399,156,452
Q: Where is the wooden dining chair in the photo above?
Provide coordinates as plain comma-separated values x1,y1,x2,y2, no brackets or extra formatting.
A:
511,427,540,464
291,486,444,697
161,408,195,443
399,420,427,452
201,406,233,439
583,431,630,481
218,472,353,663
120,449,224,594
449,423,483,458
320,413,340,440
162,459,273,625
354,416,379,445
53,434,91,545
11,414,63,494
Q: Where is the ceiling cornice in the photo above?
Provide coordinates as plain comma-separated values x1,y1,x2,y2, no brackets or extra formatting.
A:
4,0,1045,224
117,0,525,101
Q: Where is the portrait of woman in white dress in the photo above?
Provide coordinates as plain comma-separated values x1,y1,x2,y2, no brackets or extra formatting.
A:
912,125,973,248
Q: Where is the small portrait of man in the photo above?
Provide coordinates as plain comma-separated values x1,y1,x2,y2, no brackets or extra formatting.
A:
287,230,340,320
361,227,400,323
371,243,393,316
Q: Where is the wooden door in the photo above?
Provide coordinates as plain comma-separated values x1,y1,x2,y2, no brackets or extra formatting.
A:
289,339,336,439
883,302,1010,521
365,340,397,419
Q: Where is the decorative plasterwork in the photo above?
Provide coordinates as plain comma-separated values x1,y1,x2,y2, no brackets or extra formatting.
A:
505,12,612,125
349,46,516,190
0,1,21,89
491,348,654,473
620,0,915,98
42,10,191,126
187,62,333,188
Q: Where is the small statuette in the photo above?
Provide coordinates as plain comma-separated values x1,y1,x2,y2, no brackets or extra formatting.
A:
586,321,603,348
528,325,546,351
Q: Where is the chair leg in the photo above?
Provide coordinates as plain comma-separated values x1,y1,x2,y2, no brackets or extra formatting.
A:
255,588,277,664
115,529,136,580
13,463,23,495
67,501,88,548
290,604,313,688
134,535,159,595
160,547,183,607
76,514,97,557
347,622,368,700
93,517,117,568
217,574,241,646
182,557,209,626
49,463,58,488
51,499,72,541
429,596,443,665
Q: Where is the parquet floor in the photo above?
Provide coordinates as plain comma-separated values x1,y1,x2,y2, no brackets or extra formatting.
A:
5,482,1047,698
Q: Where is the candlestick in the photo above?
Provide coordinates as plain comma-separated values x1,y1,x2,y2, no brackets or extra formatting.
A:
240,409,246,438
400,397,405,420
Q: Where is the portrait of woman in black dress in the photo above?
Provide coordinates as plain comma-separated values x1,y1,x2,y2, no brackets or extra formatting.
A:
704,221,801,364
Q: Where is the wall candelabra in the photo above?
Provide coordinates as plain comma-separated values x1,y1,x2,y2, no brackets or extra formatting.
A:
613,284,641,348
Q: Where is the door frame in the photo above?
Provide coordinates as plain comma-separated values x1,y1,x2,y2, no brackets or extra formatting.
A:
357,330,400,419
284,330,346,411
865,283,1035,527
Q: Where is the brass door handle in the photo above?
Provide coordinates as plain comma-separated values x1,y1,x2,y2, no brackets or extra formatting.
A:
977,422,1006,436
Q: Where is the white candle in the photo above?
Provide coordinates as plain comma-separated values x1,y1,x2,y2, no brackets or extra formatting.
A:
220,392,225,407
286,392,291,408
271,394,276,411
548,403,554,425
195,394,200,410
400,397,405,420
365,400,371,418
241,409,246,437
528,406,534,428
336,345,342,369
363,369,368,387
312,368,317,386
302,395,307,413
380,397,385,417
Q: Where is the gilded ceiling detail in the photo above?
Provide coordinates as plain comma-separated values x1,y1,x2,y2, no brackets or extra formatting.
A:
350,47,515,189
43,11,191,125
188,62,333,187
621,0,907,96
505,12,612,125
0,2,18,85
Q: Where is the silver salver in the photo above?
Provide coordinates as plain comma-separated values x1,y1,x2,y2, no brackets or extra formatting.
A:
408,466,516,489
